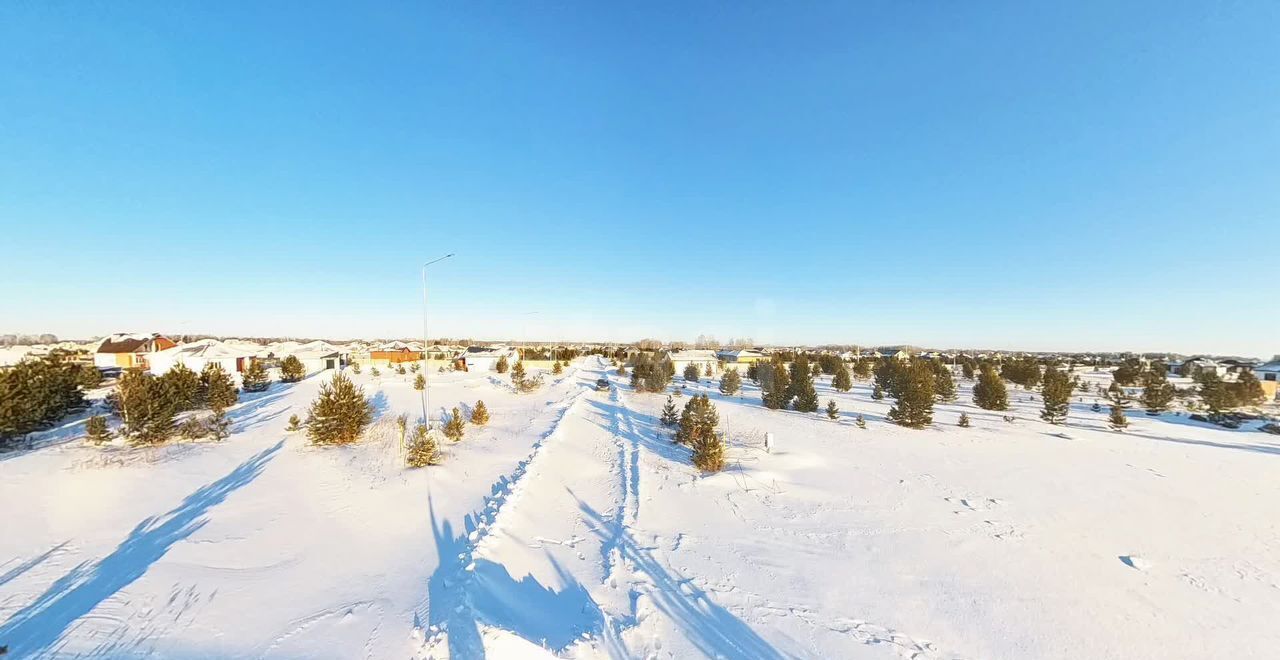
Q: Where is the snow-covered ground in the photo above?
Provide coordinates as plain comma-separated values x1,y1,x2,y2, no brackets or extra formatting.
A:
3,358,1279,659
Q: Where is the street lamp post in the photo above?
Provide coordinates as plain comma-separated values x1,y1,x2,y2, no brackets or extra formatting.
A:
422,253,454,427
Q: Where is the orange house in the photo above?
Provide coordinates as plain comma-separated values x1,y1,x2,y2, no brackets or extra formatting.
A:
94,333,177,370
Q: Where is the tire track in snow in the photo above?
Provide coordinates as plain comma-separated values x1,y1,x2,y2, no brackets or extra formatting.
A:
413,378,593,658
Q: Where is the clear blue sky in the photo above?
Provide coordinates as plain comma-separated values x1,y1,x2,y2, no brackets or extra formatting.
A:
2,2,1277,356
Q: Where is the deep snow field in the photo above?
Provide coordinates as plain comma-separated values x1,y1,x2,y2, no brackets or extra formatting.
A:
2,357,1279,659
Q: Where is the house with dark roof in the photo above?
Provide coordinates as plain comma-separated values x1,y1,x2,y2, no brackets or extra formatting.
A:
93,333,177,370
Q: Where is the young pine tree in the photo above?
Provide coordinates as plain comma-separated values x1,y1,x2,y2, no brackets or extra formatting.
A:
443,407,465,442
973,366,1009,411
77,364,103,390
718,368,742,396
496,355,509,374
675,394,719,444
350,362,362,374
1108,404,1129,431
855,414,867,429
933,365,957,403
405,423,441,467
761,360,792,410
1231,371,1266,408
552,361,563,375
958,412,971,427
746,362,759,384
1106,381,1133,408
832,364,853,392
791,371,819,412
677,395,724,472
161,362,202,411
1040,367,1072,425
280,355,306,383
396,363,407,375
202,363,239,412
242,360,270,393
1140,372,1176,415
888,363,935,429
826,399,839,420
85,414,111,445
286,414,302,432
660,395,679,427
871,381,885,401
470,400,489,425
118,370,177,445
703,363,714,378
1197,372,1233,415
370,366,381,377
414,373,426,391
683,363,700,383
306,372,373,445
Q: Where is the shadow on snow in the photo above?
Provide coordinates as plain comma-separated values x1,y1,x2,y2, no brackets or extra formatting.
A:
0,441,283,657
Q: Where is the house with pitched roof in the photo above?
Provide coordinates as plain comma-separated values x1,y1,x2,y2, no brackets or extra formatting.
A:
93,333,177,370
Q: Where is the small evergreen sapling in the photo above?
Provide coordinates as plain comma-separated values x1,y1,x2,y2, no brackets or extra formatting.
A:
832,364,853,392
161,361,202,411
718,368,741,396
660,395,679,427
397,364,407,375
973,367,1009,411
306,372,373,445
676,395,724,472
280,356,306,383
85,414,111,445
179,416,206,440
286,414,302,432
496,356,509,374
414,373,426,391
1140,372,1175,415
958,412,971,427
552,361,563,375
1108,404,1129,431
855,414,867,429
933,365,957,402
443,407,465,442
470,400,489,425
683,363,700,383
242,360,270,393
792,371,820,413
1039,367,1072,425
871,381,885,400
350,362,362,374
888,363,935,429
826,399,839,420
405,423,440,467
370,366,380,377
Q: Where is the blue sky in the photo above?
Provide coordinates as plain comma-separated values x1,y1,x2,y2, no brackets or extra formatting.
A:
2,2,1277,356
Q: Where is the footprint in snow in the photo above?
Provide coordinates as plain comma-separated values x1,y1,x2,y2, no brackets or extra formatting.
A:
1119,555,1151,571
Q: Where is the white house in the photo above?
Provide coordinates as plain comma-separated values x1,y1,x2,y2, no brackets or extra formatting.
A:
463,345,519,372
1181,358,1227,379
715,348,768,365
148,339,263,376
284,340,342,374
667,349,719,374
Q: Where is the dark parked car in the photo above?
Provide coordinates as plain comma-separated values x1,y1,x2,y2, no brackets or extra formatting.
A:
595,378,610,391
